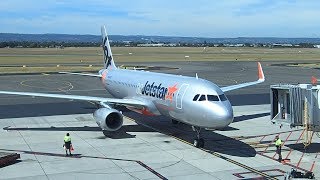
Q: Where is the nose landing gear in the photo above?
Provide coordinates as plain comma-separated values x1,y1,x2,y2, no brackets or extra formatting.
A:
192,126,204,148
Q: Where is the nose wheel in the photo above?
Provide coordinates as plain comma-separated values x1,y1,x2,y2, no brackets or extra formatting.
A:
192,126,204,148
193,138,204,148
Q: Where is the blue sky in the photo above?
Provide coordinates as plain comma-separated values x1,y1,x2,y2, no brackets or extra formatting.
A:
1,0,320,37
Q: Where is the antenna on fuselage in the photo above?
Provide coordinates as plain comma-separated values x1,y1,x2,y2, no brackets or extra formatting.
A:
195,73,198,79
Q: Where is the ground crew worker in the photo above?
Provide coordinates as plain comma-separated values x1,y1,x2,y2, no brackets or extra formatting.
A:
275,135,282,162
63,133,72,156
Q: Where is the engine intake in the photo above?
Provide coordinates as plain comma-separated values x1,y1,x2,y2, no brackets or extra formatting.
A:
93,108,123,131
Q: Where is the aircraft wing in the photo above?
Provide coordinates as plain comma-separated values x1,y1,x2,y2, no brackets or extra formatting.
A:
0,91,146,109
221,62,265,92
59,72,102,77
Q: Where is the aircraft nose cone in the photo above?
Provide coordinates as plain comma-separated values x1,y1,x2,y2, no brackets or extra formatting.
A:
221,108,234,125
216,107,233,125
213,101,234,127
199,101,234,129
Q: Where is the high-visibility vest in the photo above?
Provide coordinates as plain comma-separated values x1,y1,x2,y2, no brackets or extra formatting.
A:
275,139,282,146
64,136,71,142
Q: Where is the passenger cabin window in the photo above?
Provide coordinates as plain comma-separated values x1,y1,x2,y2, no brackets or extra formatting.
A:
207,95,219,101
219,94,228,101
198,95,206,101
193,94,200,101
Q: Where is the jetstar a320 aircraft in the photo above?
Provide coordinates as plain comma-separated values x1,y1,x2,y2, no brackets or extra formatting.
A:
0,26,265,148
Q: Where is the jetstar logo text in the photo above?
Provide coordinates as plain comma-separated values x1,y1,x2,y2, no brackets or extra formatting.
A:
141,81,168,100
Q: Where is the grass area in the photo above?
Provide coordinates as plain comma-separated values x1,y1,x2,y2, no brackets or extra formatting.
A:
0,47,320,73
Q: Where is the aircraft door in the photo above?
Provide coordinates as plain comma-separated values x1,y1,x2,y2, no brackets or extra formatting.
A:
176,83,189,109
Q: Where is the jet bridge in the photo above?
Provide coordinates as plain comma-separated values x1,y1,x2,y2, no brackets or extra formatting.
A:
270,83,320,146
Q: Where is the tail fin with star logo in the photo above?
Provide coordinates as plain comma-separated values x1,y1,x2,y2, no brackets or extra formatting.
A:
101,25,117,70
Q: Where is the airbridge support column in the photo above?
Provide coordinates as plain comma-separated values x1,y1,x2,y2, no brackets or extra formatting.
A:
270,84,320,144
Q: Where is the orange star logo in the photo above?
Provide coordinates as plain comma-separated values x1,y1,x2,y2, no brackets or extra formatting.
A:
101,70,108,83
165,84,178,102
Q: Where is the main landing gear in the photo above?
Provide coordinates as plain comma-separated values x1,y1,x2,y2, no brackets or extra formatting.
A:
192,126,204,148
171,119,179,125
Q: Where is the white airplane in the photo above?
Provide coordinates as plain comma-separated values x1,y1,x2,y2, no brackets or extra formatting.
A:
0,26,265,148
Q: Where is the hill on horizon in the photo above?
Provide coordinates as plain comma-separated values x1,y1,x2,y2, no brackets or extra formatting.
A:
1,33,320,44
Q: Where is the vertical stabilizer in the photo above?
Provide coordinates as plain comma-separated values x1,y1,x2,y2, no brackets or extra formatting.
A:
101,26,116,69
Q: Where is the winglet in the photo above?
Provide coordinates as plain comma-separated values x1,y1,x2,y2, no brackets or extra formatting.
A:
257,62,265,82
221,62,266,92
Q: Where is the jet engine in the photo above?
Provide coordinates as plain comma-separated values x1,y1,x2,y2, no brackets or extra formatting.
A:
93,108,123,131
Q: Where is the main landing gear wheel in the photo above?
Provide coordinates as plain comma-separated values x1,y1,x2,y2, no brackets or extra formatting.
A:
192,126,204,148
171,119,179,124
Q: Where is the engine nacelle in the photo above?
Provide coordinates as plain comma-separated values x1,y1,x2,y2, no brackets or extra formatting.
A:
93,108,123,131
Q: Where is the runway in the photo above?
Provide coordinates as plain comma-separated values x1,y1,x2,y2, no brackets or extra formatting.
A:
0,61,319,179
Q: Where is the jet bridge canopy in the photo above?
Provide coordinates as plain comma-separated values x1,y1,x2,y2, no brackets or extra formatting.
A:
270,84,320,132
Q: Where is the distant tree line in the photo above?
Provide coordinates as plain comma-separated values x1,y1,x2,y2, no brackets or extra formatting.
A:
0,41,101,48
0,41,148,48
0,41,317,48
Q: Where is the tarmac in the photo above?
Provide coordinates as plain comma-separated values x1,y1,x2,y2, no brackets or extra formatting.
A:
0,61,319,179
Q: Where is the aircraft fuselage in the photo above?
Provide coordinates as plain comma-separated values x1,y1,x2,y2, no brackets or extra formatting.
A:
102,68,234,129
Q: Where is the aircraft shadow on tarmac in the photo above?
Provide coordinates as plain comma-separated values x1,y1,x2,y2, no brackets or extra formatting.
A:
286,143,320,153
124,112,257,158
0,96,271,157
3,111,261,157
233,112,270,123
3,124,156,139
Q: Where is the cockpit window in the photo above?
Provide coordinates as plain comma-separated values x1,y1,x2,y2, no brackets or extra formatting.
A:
219,94,228,101
194,94,228,102
193,94,200,101
198,95,206,101
207,95,219,101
